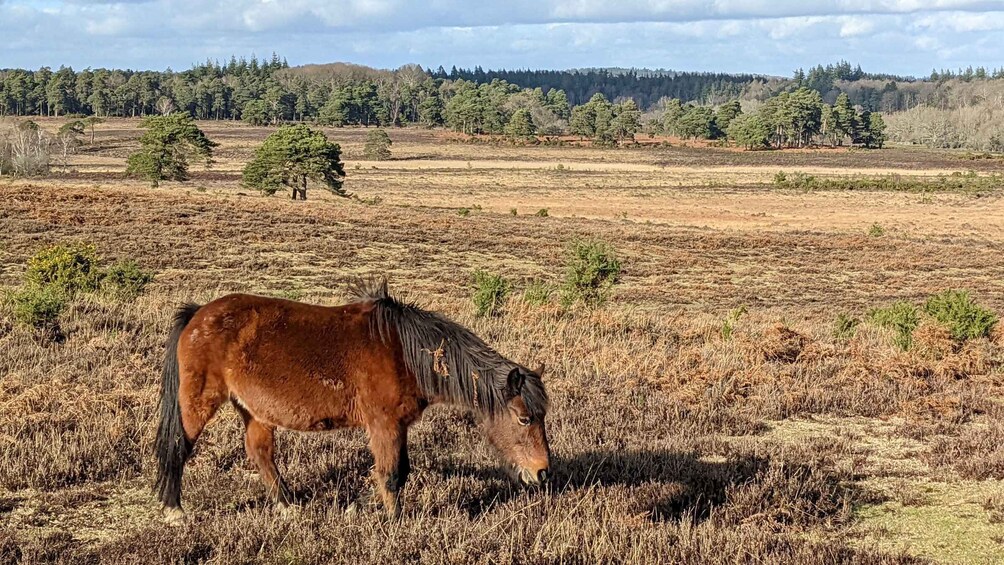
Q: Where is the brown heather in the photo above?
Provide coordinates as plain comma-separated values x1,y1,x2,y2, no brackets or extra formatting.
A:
1,120,1003,564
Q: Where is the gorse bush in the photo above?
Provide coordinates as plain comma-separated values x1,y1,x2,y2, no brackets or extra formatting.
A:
865,291,999,351
923,290,998,342
25,243,102,295
471,270,510,318
868,301,920,350
8,244,154,331
867,223,884,237
560,240,622,308
363,129,392,160
772,170,1000,194
7,284,67,329
773,171,817,190
522,280,553,306
101,259,154,300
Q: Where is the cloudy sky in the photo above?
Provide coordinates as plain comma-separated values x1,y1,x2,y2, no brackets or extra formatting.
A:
2,1,1003,76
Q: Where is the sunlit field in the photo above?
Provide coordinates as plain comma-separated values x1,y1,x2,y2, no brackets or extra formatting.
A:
2,119,1003,564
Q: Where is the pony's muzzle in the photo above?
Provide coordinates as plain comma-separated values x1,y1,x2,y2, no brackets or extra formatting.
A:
517,466,550,486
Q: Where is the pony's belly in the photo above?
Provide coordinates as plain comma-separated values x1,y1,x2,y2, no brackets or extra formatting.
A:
231,384,359,431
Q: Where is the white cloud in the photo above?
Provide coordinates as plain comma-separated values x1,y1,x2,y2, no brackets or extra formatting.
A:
838,16,877,36
0,1,1002,75
913,10,1004,31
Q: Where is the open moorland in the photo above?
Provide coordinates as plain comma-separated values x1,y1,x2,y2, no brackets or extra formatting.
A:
2,120,1004,564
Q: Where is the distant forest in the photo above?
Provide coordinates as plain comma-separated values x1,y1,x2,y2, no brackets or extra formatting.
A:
1,57,1003,150
428,66,759,108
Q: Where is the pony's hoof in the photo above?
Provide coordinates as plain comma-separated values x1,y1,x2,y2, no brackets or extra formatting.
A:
162,506,187,525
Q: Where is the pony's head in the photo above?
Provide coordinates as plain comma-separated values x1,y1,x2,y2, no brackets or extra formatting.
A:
482,365,551,485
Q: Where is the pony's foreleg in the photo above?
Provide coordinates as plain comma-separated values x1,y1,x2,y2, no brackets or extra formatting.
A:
366,423,410,518
233,401,293,507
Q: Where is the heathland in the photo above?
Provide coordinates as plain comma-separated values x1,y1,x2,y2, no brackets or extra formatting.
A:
1,120,1003,564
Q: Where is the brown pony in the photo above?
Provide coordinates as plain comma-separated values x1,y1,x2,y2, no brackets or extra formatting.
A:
154,280,550,520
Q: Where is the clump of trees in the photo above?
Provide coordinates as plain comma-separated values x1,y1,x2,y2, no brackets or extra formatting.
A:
242,124,346,199
1,121,47,175
0,120,54,177
653,88,886,149
443,79,570,136
126,114,217,187
569,94,641,143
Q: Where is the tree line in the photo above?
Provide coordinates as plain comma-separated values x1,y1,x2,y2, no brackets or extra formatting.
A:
430,66,756,109
645,89,885,149
2,55,998,124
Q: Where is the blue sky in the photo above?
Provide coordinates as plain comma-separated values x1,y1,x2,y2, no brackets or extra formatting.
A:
2,1,1003,76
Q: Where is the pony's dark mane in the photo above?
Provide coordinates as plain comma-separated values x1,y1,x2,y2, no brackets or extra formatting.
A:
350,279,548,419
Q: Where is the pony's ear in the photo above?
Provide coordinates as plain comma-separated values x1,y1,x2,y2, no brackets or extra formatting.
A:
534,363,546,379
506,367,525,397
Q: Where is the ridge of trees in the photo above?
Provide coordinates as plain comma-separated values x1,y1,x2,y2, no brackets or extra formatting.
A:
5,57,1003,125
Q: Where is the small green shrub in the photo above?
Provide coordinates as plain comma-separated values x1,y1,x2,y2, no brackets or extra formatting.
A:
457,208,470,217
522,280,553,306
559,240,622,308
923,290,998,342
471,270,510,317
869,301,920,350
363,128,392,160
721,306,747,340
868,223,884,237
101,259,154,300
25,243,102,295
535,208,549,217
833,314,860,341
773,171,818,190
510,208,518,216
7,284,67,329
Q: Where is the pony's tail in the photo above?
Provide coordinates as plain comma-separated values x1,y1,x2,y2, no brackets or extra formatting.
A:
154,303,201,509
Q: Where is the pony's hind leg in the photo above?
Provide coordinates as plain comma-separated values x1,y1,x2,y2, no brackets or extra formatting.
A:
233,400,293,507
366,423,410,518
157,364,226,523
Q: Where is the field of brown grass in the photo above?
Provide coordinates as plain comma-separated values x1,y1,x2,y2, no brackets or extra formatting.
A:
1,119,1003,564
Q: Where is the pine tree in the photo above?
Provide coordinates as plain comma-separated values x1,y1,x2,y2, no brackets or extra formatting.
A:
832,93,856,146
125,114,217,187
242,124,346,199
610,100,641,140
504,108,535,140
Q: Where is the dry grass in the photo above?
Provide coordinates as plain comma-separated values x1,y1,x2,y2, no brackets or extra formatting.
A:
1,119,1003,564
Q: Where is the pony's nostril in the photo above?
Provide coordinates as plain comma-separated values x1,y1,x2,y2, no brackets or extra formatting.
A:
537,469,549,483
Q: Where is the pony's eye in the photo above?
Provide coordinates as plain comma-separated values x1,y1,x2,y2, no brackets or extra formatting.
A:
518,416,532,426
